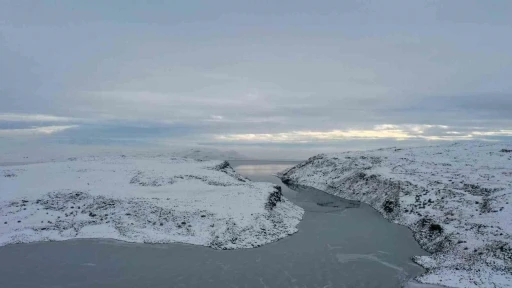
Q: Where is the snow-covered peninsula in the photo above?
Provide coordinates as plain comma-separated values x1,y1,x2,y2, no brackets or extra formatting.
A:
0,155,303,249
279,142,512,288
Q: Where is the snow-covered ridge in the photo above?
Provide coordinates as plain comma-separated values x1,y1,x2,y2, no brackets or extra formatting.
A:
0,156,303,249
279,142,512,288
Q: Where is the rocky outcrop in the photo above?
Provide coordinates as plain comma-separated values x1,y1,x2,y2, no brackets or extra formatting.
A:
265,185,283,210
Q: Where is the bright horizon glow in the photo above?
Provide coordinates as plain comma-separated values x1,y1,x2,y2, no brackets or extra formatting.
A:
214,124,496,143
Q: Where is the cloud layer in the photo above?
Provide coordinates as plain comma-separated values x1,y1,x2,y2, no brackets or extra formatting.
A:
1,1,511,158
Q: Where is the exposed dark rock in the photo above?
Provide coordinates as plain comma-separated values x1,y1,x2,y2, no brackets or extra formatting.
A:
429,223,443,233
265,185,283,210
382,199,396,214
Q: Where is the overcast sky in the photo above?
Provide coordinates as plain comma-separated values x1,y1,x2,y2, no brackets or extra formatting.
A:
1,0,511,159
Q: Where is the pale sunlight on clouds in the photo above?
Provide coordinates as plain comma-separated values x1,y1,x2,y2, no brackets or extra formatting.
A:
0,125,78,136
215,124,505,143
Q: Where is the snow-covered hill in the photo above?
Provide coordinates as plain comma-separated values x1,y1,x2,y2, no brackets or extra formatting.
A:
279,142,512,288
0,156,303,249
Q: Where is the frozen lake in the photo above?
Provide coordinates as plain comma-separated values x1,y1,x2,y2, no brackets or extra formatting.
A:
0,160,431,287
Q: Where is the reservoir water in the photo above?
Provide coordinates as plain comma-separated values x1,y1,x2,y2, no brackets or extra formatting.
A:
0,160,430,288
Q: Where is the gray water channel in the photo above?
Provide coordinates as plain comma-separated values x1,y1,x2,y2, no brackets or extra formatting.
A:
0,160,430,288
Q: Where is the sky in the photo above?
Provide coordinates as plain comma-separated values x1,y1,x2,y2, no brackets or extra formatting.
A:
1,0,512,159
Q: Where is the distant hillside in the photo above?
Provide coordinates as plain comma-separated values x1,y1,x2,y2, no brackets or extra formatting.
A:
0,144,247,164
169,147,247,160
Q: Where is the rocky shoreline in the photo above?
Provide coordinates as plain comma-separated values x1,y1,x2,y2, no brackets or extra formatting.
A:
279,142,512,288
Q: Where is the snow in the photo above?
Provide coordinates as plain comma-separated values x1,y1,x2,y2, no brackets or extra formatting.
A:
0,155,303,249
279,142,512,288
0,144,247,165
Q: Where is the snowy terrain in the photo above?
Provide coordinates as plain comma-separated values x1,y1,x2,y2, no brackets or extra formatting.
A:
0,155,303,249
0,144,247,164
279,142,512,288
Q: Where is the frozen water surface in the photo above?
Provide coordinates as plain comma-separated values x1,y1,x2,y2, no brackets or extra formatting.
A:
0,160,439,288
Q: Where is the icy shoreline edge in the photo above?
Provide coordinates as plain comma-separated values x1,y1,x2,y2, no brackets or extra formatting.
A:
278,142,512,288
